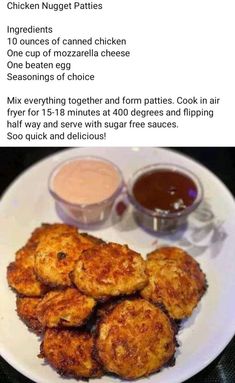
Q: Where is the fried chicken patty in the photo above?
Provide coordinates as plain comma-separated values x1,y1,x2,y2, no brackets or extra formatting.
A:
72,243,147,300
40,329,103,379
95,298,176,379
37,288,96,328
7,244,47,297
16,296,43,334
15,243,36,262
141,247,207,320
34,231,100,288
8,224,78,296
28,223,79,246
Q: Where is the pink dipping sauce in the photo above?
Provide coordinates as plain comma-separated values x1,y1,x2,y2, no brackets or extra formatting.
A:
51,158,122,205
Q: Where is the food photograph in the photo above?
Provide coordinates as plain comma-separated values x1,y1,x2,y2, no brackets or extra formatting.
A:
0,147,235,383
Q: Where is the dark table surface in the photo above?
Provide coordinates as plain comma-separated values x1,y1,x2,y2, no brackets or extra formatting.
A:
0,147,234,383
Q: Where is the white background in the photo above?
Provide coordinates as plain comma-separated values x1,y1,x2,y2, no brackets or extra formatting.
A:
0,0,234,146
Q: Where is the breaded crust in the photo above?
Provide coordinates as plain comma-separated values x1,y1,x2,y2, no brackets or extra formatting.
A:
8,223,81,295
16,224,80,263
7,245,47,297
72,243,148,300
40,329,103,378
16,297,43,334
141,247,207,319
28,223,79,246
95,298,176,379
15,243,37,262
34,232,99,288
37,288,96,328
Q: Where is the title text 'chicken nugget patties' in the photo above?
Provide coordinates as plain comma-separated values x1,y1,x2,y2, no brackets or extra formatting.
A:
37,288,96,328
72,243,147,300
141,247,207,319
95,298,176,379
40,329,103,379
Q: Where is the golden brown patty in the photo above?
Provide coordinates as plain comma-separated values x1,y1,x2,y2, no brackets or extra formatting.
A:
37,288,96,328
72,243,147,300
7,245,47,297
16,224,79,263
16,297,43,334
15,243,37,262
95,298,176,379
9,225,78,296
34,232,99,288
28,223,79,246
40,329,103,379
141,247,207,319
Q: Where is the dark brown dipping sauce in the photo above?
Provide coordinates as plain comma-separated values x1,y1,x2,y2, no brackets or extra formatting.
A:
132,170,198,213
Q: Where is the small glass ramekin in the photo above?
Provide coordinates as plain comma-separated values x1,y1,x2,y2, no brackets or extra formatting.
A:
48,156,124,225
127,163,203,233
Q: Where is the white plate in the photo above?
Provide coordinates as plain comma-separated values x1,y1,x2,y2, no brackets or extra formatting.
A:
0,147,235,383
